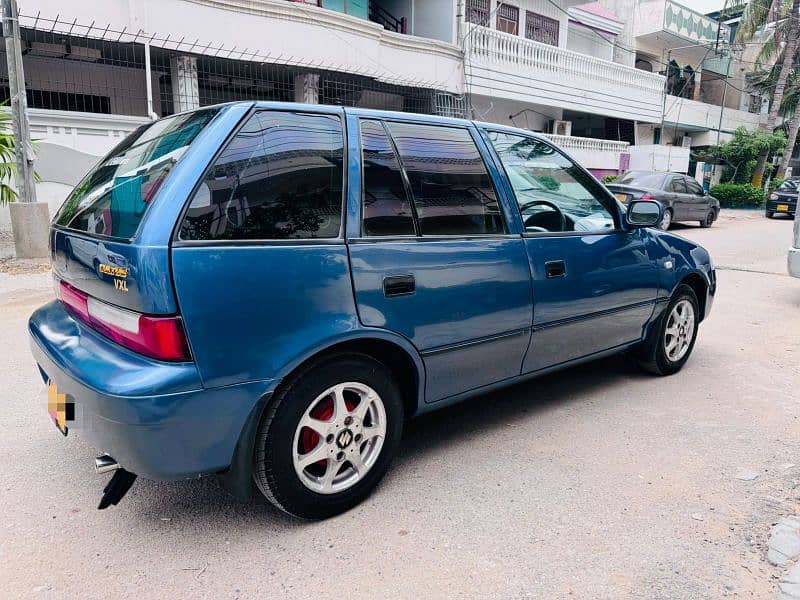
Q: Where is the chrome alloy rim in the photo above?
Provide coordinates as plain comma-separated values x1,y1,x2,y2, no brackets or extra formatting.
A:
660,210,672,230
292,382,386,495
664,299,695,362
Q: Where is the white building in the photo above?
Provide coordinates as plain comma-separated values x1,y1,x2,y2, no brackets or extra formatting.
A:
0,0,767,231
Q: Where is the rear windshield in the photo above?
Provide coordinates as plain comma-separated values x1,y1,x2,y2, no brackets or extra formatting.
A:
777,179,799,192
54,107,221,241
616,171,667,189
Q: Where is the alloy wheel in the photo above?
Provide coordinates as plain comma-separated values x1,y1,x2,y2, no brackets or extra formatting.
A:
660,209,672,230
292,382,386,495
663,299,695,362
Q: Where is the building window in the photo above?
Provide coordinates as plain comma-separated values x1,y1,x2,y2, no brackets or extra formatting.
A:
748,94,762,114
466,0,490,25
525,11,559,46
496,3,519,35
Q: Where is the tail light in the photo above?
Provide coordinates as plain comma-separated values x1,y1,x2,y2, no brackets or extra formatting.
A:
57,280,192,362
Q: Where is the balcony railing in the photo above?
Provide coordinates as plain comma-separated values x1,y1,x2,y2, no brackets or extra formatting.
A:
467,25,665,95
544,134,629,171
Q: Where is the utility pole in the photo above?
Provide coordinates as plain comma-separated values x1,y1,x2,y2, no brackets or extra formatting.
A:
3,0,35,204
3,0,48,258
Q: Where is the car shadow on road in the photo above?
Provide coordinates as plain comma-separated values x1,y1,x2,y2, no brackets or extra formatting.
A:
122,353,651,527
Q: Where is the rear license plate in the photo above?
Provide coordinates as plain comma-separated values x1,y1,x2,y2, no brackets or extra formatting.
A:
47,382,72,436
614,193,628,203
777,204,789,212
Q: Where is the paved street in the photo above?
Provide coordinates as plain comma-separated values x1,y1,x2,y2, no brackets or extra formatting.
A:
1,211,799,599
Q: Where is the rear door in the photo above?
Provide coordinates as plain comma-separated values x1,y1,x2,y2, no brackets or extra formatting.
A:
666,175,690,220
347,116,533,403
684,176,709,219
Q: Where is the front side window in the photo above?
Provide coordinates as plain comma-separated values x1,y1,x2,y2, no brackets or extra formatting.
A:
386,122,505,236
487,131,616,234
54,108,221,241
685,178,704,195
179,111,344,241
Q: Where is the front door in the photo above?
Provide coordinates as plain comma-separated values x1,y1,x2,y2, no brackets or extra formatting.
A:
482,130,660,373
667,175,692,220
347,117,533,402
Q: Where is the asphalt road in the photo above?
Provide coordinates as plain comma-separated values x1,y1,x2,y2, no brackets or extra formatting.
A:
1,211,799,599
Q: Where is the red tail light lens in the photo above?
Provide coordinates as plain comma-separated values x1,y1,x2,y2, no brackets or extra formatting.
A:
58,280,192,362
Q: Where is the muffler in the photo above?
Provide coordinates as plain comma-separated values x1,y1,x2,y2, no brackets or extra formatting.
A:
94,453,119,474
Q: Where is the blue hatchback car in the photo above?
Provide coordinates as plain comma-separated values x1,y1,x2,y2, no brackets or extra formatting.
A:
29,102,715,518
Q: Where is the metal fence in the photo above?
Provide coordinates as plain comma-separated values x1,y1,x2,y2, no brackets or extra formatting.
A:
0,13,466,120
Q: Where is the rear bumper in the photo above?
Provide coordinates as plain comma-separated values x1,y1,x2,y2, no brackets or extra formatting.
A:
29,301,270,479
789,247,800,278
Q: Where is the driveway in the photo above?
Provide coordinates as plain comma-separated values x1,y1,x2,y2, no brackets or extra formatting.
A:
1,210,799,599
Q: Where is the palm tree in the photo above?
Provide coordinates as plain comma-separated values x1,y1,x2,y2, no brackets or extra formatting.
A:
737,0,800,186
751,52,800,178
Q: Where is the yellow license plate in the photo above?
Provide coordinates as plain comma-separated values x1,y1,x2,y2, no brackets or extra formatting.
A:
614,193,628,203
777,204,789,211
47,382,71,436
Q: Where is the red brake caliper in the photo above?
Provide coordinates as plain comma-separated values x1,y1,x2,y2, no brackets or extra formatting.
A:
300,395,357,468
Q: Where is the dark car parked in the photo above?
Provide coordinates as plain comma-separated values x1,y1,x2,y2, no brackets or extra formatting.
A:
606,171,720,230
766,177,798,219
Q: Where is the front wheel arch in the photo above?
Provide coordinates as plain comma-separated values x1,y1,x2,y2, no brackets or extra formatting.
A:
675,272,708,323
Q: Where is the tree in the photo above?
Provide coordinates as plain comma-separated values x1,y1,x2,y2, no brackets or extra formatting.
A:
705,127,786,183
737,0,800,186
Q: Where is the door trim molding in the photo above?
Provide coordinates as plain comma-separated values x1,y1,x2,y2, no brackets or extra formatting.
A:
420,327,530,357
533,299,656,331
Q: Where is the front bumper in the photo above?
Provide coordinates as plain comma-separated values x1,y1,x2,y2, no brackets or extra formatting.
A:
766,198,797,214
789,247,800,278
29,301,269,479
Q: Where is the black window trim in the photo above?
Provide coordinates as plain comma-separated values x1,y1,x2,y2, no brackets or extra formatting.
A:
351,118,510,241
481,128,624,238
171,107,348,248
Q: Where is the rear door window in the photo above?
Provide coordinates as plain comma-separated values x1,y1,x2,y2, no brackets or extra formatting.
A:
179,111,344,240
384,122,505,236
360,119,415,236
53,107,221,240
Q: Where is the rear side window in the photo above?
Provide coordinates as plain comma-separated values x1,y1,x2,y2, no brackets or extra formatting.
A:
385,122,505,236
179,111,344,241
360,120,415,236
54,108,221,241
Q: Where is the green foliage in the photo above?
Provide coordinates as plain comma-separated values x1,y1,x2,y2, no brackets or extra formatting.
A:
713,127,786,184
602,174,619,184
0,108,18,206
769,177,785,193
535,175,560,191
709,183,765,208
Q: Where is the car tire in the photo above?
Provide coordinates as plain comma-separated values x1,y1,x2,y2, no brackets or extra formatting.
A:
635,284,700,376
659,208,673,230
699,210,715,228
253,353,404,520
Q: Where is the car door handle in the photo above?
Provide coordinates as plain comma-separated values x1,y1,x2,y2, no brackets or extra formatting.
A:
545,260,566,278
383,274,415,297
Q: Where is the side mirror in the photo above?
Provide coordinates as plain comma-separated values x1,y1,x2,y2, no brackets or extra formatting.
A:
627,199,663,228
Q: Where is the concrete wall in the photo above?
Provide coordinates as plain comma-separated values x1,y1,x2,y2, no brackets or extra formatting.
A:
566,25,615,62
412,0,455,42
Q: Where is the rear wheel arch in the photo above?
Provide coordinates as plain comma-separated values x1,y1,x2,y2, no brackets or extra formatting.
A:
219,334,423,502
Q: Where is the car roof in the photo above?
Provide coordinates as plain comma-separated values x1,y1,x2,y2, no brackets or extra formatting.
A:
205,101,549,140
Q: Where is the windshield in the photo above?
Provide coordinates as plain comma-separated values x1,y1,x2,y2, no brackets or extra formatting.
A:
777,179,799,192
54,107,221,241
617,171,667,189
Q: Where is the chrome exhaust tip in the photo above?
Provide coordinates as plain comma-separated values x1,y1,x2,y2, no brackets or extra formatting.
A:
94,454,119,474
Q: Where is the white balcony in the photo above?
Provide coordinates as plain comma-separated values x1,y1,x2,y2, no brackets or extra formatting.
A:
465,25,665,124
544,134,629,172
663,97,764,144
